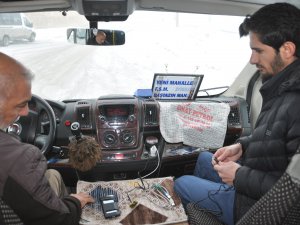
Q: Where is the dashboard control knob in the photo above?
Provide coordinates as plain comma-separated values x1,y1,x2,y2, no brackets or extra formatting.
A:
99,115,106,123
121,130,134,144
104,131,117,145
128,114,135,122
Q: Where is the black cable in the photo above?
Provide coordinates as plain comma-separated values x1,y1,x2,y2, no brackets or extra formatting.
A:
194,184,233,218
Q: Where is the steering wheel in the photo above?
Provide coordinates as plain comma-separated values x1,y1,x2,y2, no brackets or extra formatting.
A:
14,94,56,155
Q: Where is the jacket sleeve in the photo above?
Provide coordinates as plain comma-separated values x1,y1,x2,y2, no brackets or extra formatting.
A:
236,134,252,155
234,99,300,200
3,145,82,225
234,165,279,200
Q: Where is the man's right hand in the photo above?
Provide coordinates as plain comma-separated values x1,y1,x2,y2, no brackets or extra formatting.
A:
70,192,94,208
212,143,242,164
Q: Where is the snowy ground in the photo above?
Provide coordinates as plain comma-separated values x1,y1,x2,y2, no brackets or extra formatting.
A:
0,12,251,101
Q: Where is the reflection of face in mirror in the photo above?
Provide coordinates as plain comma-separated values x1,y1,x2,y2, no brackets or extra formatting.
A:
67,28,125,46
95,31,108,45
88,30,109,45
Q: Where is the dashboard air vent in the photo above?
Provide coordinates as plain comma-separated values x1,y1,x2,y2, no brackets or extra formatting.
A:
144,104,158,125
221,100,233,104
77,101,88,105
228,106,240,125
77,107,91,129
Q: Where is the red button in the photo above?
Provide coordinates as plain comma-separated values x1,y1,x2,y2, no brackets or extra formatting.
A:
65,120,71,126
115,153,124,159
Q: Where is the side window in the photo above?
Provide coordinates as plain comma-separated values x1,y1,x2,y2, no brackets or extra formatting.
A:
0,14,4,24
24,17,29,27
0,13,22,26
13,14,22,25
0,14,12,25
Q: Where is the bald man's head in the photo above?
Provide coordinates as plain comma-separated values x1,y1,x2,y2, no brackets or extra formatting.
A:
0,53,33,129
0,53,33,101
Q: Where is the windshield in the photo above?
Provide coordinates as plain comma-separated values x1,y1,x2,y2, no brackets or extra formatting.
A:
0,11,250,101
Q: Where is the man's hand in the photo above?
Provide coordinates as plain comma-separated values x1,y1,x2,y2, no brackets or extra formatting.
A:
70,192,94,208
213,161,241,185
212,143,242,165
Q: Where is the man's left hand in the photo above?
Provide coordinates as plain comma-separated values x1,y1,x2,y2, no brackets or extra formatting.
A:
213,161,241,185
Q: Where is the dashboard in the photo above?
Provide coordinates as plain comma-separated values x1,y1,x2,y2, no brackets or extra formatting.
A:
39,94,250,158
33,94,251,183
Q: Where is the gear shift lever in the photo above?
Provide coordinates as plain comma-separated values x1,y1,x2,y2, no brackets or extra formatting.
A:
68,121,101,172
70,122,81,140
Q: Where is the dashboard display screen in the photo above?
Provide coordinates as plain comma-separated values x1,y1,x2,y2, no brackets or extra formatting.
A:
107,106,128,117
101,105,133,122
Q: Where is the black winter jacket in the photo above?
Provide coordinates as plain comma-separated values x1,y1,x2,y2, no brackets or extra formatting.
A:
233,59,300,222
0,130,81,225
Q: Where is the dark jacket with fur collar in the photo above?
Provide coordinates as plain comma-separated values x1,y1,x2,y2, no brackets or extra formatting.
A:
234,59,300,221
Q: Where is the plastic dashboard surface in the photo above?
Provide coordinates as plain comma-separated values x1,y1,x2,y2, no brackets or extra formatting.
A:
43,95,250,162
43,95,250,183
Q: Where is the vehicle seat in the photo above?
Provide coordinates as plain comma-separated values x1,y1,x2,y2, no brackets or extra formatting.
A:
248,74,262,130
185,149,300,225
0,198,23,225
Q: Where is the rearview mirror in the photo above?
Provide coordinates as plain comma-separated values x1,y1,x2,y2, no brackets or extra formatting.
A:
67,28,125,46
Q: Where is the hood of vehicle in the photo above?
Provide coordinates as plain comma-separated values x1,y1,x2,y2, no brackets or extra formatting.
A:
1,0,300,17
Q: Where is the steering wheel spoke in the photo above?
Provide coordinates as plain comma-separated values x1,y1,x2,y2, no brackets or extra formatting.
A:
17,94,56,154
18,109,38,143
34,134,50,151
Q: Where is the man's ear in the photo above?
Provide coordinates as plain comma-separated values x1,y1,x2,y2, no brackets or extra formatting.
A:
280,41,296,59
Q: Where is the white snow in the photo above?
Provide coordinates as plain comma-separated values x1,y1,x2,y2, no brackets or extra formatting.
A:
0,11,251,101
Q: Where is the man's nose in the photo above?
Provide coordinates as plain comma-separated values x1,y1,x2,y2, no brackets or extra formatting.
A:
249,52,258,65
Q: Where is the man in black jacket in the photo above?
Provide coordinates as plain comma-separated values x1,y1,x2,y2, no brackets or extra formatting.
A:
0,52,94,225
174,3,300,225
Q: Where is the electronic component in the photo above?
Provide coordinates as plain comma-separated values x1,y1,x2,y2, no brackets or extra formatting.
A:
212,156,219,164
152,184,175,206
89,186,121,219
100,195,121,218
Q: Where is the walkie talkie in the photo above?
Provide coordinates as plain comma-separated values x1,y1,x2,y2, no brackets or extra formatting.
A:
90,186,121,219
100,194,121,219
